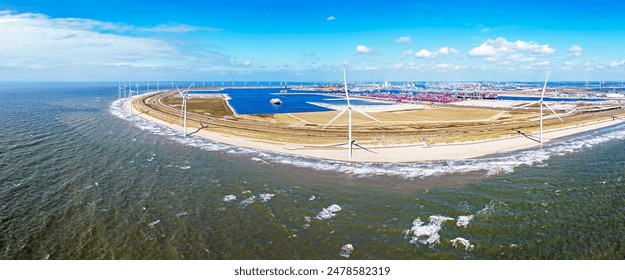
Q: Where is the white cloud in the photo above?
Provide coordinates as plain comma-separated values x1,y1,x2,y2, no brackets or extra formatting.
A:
0,11,179,70
326,16,336,21
569,45,583,57
470,43,500,56
414,47,457,59
609,60,625,68
356,45,372,53
394,36,413,44
415,49,434,58
469,37,555,57
400,49,413,58
436,47,458,55
0,11,249,80
243,60,252,67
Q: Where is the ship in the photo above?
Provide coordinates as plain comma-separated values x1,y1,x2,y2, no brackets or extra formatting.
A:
269,98,282,105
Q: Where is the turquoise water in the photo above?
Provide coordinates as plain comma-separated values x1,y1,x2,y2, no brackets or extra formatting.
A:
1,83,624,259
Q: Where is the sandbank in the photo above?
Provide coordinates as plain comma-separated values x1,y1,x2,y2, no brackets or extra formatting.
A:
123,95,625,163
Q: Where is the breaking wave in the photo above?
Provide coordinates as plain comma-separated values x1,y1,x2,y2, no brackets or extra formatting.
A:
111,99,625,179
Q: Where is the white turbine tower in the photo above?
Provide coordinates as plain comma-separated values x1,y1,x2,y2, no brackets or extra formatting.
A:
322,66,380,160
538,71,564,144
128,82,134,117
118,82,122,101
176,83,194,137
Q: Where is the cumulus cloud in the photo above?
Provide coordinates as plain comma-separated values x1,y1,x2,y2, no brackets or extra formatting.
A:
356,45,372,53
414,47,457,59
414,49,434,58
394,36,413,44
436,47,458,55
326,16,336,21
569,45,583,57
243,60,252,67
469,37,555,57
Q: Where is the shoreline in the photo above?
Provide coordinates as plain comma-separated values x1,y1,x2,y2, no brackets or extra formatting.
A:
123,96,625,163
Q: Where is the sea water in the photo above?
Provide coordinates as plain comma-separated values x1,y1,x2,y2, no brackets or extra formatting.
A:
1,82,625,259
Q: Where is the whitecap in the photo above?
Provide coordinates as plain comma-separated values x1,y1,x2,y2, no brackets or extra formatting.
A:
259,193,275,203
303,216,312,229
476,200,508,218
315,204,342,220
179,166,191,170
456,215,474,228
450,237,474,251
223,194,237,202
339,244,353,258
239,196,256,208
406,215,454,246
148,220,160,227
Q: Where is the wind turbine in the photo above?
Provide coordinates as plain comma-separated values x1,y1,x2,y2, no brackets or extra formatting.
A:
118,82,122,101
128,82,134,117
176,83,194,137
322,66,380,160
538,71,564,144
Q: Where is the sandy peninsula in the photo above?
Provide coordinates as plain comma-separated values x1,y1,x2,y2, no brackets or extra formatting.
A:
123,91,625,163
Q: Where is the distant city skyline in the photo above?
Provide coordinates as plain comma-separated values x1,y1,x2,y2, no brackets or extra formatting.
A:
1,0,625,81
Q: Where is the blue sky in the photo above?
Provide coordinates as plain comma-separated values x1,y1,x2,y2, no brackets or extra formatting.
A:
1,0,625,81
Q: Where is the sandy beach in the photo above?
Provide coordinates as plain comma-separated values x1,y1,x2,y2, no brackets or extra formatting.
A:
124,95,625,163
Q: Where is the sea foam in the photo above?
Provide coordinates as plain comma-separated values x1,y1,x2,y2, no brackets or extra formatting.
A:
223,195,237,202
339,244,354,258
316,204,342,220
259,193,275,203
406,215,454,246
456,215,474,228
450,237,474,251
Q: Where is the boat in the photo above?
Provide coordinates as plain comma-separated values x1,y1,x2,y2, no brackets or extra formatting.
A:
269,98,282,105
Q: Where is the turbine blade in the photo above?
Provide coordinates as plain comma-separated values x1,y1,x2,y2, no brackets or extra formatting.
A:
343,66,351,107
352,107,381,122
322,108,348,129
179,101,184,125
186,83,194,93
520,101,540,107
541,71,550,100
176,86,183,95
543,103,564,122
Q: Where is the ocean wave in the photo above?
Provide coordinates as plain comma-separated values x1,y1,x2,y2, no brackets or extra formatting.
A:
110,99,625,179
